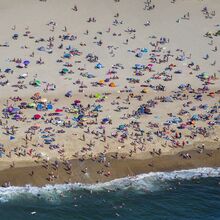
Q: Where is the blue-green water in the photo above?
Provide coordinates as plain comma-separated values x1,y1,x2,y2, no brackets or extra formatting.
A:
0,167,220,220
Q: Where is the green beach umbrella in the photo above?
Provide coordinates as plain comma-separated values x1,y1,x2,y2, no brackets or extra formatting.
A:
62,68,69,73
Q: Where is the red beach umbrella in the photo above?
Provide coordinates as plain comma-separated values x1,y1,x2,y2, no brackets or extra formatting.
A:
34,114,41,120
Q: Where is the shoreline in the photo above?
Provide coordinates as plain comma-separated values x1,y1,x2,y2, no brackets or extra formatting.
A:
1,145,220,187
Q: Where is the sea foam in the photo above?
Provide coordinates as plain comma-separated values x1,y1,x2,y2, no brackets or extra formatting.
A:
0,167,219,203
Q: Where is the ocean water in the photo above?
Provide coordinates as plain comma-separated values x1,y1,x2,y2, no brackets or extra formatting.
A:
0,167,220,220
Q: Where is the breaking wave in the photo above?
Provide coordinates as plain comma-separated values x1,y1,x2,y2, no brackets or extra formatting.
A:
0,167,220,203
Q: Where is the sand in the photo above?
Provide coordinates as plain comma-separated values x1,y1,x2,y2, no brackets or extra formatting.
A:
0,144,220,186
0,0,219,186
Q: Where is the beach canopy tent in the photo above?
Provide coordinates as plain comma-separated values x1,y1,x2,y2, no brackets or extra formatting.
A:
34,114,41,120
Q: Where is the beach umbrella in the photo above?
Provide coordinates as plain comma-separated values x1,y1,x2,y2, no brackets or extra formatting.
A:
191,114,199,121
34,114,41,120
5,68,12,73
34,92,41,97
96,63,103,69
64,53,71,58
37,103,43,111
141,48,148,53
95,93,101,98
17,63,25,68
62,68,69,73
34,80,41,86
19,102,27,107
102,118,109,124
65,91,72,97
99,79,105,84
11,107,20,114
136,52,143,58
94,105,102,111
109,82,116,87
38,46,45,51
40,98,47,103
200,72,209,79
10,136,15,140
74,99,81,104
118,124,126,130
55,109,63,113
141,88,148,93
47,103,53,110
13,114,21,120
28,103,36,108
134,64,142,69
23,60,30,66
12,33,18,39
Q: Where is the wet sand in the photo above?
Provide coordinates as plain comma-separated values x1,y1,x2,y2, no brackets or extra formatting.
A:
0,146,220,187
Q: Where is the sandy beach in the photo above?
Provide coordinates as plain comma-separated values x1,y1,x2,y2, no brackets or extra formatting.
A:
0,0,219,186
